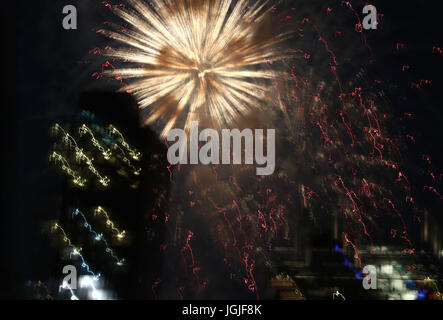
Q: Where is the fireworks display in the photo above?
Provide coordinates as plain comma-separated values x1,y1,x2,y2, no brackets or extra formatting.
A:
100,0,293,135
89,0,442,300
3,0,443,305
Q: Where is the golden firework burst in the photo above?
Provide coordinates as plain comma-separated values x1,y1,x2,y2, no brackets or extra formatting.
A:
103,0,292,136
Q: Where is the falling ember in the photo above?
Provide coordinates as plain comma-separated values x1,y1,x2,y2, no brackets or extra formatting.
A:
101,0,293,136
